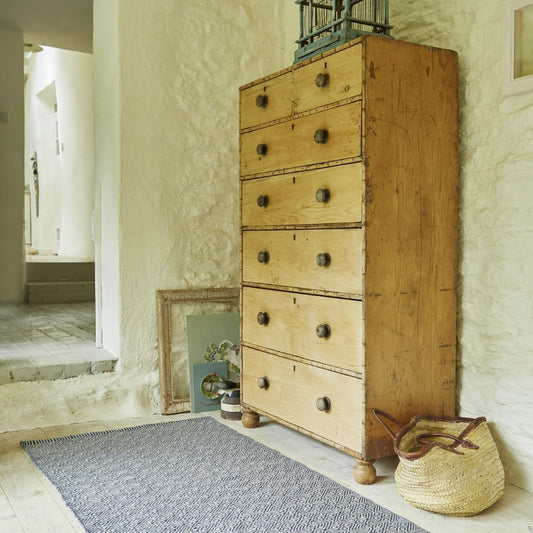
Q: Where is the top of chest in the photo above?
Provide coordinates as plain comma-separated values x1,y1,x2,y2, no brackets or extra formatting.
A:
240,40,363,131
240,36,458,134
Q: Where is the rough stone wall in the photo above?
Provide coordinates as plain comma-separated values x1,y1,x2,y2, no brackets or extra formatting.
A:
391,0,533,491
116,0,298,376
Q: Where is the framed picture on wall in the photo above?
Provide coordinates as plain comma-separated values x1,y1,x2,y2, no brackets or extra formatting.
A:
503,0,533,95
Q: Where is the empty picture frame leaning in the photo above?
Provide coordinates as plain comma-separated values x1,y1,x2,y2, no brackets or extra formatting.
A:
156,287,240,414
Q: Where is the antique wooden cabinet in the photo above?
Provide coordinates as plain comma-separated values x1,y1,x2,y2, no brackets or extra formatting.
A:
238,36,458,484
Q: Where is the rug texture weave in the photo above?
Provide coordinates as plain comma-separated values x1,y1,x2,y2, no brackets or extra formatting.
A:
21,417,426,533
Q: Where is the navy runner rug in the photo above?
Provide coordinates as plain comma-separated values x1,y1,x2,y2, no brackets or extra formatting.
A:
21,416,426,532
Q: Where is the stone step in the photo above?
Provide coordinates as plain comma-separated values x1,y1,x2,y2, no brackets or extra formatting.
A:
25,281,95,303
0,348,117,385
25,261,95,282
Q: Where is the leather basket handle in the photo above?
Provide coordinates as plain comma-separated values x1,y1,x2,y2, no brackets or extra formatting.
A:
416,432,479,455
372,409,404,440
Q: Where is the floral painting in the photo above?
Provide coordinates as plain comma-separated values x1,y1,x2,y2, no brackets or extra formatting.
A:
203,339,240,380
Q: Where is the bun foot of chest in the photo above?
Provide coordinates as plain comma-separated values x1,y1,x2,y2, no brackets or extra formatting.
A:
353,458,377,485
241,407,260,428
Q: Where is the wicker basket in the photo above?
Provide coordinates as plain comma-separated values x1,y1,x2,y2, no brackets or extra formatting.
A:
373,410,505,516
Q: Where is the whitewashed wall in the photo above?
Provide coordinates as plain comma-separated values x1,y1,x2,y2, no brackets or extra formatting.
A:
24,47,94,259
115,0,298,375
391,0,533,492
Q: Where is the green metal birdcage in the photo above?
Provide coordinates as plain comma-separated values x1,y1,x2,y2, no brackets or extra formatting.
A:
295,0,392,63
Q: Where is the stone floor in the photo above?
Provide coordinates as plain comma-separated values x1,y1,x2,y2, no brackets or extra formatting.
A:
0,302,116,385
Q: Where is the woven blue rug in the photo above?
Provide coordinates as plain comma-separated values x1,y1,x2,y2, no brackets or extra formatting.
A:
21,417,426,533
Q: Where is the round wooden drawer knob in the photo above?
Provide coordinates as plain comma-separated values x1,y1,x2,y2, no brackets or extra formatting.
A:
257,376,269,389
255,94,268,108
316,253,331,267
316,396,331,412
316,324,331,339
315,73,330,88
315,188,330,203
314,129,329,144
257,312,269,325
257,194,269,207
256,143,268,155
257,251,269,264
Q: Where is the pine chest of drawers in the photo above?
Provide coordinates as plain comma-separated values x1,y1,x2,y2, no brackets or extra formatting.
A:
239,36,458,484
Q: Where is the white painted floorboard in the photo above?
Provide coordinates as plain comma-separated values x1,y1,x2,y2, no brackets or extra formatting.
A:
1,412,532,532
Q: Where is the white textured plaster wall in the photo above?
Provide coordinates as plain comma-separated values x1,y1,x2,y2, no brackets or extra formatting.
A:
24,47,95,259
0,1,298,433
116,0,298,378
24,76,59,254
391,0,533,492
0,29,24,303
55,49,95,259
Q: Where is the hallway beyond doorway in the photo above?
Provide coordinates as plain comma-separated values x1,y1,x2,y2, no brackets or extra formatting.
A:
0,302,116,385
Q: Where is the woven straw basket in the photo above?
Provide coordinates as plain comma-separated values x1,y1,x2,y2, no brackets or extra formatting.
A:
373,409,505,516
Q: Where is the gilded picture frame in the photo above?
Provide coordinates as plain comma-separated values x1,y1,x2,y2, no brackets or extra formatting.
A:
156,287,240,414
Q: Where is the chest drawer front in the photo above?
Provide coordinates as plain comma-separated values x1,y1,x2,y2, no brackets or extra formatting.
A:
242,228,362,294
242,287,362,372
294,44,362,113
242,347,362,451
240,102,361,177
241,163,362,227
240,72,292,130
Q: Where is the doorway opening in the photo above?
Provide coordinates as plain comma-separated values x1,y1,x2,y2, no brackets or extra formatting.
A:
0,45,115,385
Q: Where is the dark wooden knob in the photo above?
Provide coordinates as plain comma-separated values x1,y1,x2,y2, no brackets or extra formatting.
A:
316,253,331,267
257,251,269,264
257,312,269,325
314,129,329,144
256,143,268,155
257,195,269,207
316,324,331,339
315,73,330,88
255,94,268,108
315,188,330,203
316,396,331,411
257,376,269,389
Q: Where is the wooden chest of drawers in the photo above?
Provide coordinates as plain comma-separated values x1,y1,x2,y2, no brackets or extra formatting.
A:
239,36,458,484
